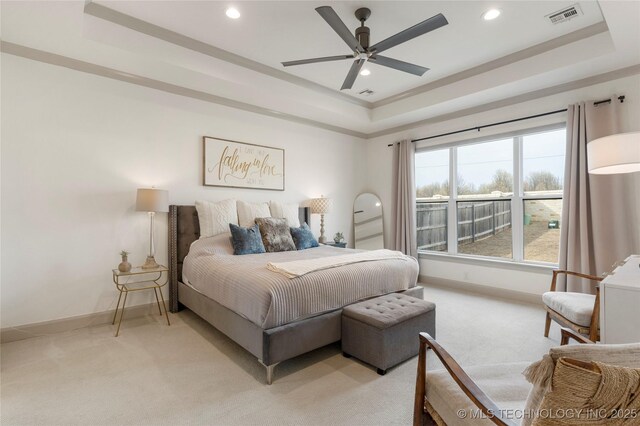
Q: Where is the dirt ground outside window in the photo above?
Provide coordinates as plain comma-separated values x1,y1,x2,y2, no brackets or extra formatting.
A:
457,222,560,263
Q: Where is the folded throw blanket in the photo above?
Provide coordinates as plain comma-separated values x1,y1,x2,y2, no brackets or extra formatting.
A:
267,249,410,279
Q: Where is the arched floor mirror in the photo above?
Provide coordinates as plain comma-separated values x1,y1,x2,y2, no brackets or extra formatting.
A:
353,193,384,250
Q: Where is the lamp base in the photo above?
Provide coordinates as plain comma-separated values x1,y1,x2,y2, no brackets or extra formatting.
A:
141,256,160,269
319,235,327,244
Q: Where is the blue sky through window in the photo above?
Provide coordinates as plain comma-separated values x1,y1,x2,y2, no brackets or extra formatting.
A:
416,129,566,194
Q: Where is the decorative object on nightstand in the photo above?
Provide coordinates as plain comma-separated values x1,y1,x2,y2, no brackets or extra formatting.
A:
333,232,344,244
136,188,169,269
118,250,132,273
309,195,331,244
326,242,347,248
112,265,170,337
588,131,640,174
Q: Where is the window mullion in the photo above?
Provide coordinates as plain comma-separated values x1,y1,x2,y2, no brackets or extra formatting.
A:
448,147,458,254
512,136,524,262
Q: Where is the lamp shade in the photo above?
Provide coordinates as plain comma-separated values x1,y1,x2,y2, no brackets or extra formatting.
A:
309,196,331,214
136,188,169,212
588,131,640,174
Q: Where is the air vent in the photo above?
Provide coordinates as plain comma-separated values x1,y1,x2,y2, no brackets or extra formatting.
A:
546,4,583,24
358,89,374,96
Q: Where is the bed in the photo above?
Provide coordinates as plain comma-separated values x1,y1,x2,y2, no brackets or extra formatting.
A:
168,205,422,384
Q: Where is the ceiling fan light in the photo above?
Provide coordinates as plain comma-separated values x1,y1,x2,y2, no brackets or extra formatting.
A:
226,7,241,19
482,9,501,21
360,69,371,76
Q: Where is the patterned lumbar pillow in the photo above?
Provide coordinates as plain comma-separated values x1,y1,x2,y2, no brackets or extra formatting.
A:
290,222,319,250
196,199,238,238
532,357,640,425
255,217,296,252
229,223,266,255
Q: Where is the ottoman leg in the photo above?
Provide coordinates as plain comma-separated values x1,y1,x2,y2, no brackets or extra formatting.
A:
377,368,386,376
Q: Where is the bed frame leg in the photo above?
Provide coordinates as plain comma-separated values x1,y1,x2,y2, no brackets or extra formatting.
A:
259,360,278,385
266,364,275,385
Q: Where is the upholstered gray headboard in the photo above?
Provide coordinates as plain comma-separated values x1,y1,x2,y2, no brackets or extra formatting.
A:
168,205,310,312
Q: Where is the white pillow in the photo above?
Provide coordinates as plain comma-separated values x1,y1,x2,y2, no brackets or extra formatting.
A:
237,201,271,227
269,201,300,228
195,199,238,238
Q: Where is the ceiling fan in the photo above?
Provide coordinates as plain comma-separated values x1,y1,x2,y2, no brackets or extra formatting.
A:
282,6,448,91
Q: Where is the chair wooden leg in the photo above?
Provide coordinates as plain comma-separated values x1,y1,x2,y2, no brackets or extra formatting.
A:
422,410,436,426
544,312,551,337
414,340,428,426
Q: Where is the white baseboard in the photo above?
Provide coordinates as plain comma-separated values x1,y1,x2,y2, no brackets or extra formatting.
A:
2,279,539,343
1,302,162,343
419,275,542,305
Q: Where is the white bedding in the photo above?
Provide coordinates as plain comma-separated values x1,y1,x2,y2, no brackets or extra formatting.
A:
267,249,410,278
182,234,419,329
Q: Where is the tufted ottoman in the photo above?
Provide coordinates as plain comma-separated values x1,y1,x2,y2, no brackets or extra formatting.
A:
342,293,436,375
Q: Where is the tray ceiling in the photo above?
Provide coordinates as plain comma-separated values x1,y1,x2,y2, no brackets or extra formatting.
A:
1,1,638,137
96,1,605,102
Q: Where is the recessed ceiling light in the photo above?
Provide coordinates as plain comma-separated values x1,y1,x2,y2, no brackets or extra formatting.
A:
226,7,240,19
360,69,371,76
482,9,501,21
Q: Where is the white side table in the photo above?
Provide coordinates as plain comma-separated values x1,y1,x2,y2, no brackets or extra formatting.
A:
112,265,170,337
600,255,640,344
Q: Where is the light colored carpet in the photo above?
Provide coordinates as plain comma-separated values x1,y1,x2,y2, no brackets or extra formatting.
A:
1,285,560,425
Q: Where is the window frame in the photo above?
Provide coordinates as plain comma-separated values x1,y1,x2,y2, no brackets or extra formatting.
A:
415,123,565,267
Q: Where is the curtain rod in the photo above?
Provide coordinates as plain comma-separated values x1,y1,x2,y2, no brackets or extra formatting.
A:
387,95,625,147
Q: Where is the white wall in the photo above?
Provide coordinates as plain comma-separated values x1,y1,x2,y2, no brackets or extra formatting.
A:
1,54,367,327
366,73,640,296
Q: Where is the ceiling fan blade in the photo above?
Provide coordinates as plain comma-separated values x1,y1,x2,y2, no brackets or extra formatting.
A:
340,58,365,90
369,55,429,76
370,13,448,54
282,55,354,67
316,6,365,53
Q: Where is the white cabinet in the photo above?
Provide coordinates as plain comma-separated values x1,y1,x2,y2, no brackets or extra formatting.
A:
600,255,640,344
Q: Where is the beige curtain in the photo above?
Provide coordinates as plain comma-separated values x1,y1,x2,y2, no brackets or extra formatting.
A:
559,98,640,292
392,140,417,257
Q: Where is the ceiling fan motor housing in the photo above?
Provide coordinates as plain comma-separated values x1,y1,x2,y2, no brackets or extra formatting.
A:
354,7,371,50
355,26,370,50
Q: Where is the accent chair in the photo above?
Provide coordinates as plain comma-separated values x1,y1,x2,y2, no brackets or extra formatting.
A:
414,328,640,426
542,270,603,342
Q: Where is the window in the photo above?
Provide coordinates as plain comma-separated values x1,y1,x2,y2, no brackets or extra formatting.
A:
522,129,565,263
457,139,513,198
416,148,449,252
415,127,565,265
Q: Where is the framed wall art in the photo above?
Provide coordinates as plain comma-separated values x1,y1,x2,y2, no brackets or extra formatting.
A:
203,136,285,191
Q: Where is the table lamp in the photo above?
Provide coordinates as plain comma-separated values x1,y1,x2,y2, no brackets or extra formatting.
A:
136,188,169,269
309,195,331,244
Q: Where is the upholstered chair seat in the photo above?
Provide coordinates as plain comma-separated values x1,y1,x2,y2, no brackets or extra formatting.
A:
543,270,602,342
542,292,596,327
424,362,531,426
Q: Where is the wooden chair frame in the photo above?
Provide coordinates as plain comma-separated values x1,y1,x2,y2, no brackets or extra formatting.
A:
413,328,593,426
544,270,603,342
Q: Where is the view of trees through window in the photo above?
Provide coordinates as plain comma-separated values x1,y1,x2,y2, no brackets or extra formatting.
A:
415,128,566,264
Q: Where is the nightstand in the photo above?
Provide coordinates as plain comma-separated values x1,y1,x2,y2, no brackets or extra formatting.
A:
326,242,347,248
112,265,170,337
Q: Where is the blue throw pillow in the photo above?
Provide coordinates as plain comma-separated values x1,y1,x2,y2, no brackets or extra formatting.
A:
229,223,266,255
290,222,319,250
